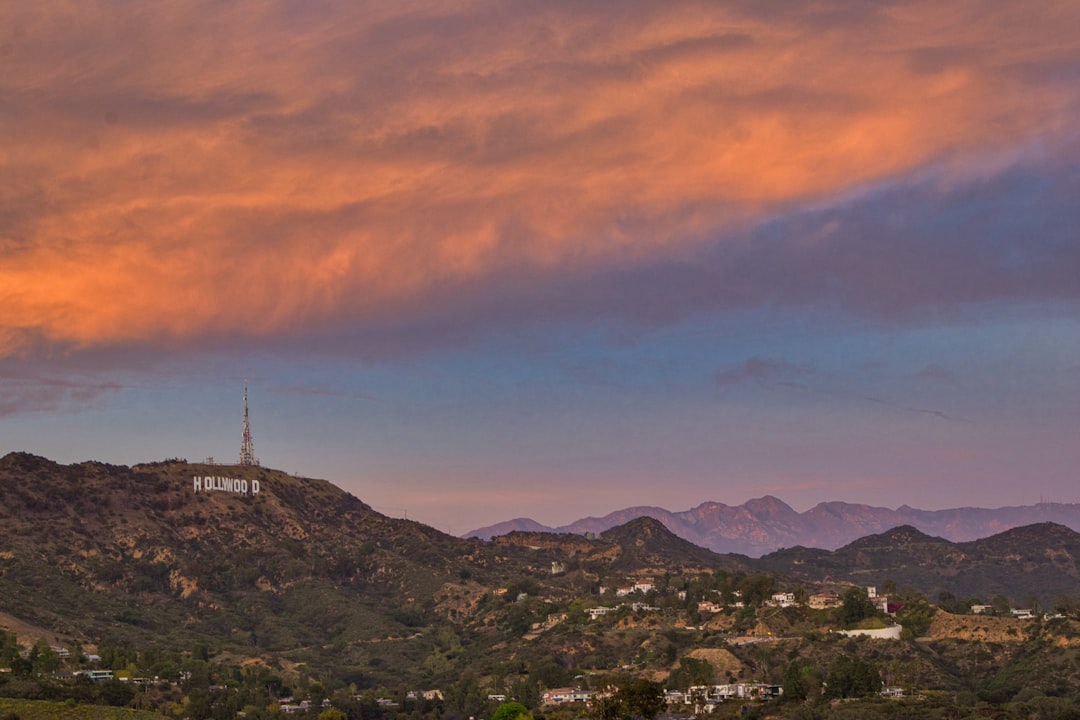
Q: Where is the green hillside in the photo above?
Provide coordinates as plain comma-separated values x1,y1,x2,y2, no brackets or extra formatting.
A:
0,698,166,720
757,523,1080,607
7,453,1080,720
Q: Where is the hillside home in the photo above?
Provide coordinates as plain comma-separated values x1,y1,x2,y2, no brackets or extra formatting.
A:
280,700,311,714
76,670,114,683
665,690,686,704
808,593,842,609
687,683,783,702
541,688,593,705
769,592,796,607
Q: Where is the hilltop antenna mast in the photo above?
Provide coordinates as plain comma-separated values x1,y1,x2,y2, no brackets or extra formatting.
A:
239,383,259,466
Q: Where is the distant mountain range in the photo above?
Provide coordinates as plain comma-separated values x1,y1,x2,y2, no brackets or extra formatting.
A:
464,496,1080,556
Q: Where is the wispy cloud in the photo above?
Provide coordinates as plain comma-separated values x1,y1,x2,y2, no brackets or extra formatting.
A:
716,354,966,422
272,385,383,403
1,1,1078,361
715,356,815,389
0,375,124,417
915,364,956,383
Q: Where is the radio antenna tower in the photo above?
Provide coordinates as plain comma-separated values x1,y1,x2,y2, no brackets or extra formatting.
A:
239,383,259,466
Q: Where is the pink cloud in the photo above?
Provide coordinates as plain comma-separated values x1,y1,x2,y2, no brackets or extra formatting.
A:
2,1,1079,358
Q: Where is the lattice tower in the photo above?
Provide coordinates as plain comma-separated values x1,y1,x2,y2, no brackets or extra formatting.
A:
239,383,258,466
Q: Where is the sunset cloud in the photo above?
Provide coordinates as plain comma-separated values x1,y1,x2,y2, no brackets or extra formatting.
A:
3,0,1079,359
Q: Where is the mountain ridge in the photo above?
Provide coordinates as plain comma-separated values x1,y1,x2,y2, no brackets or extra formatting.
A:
465,496,1080,556
756,521,1080,606
4,450,1080,692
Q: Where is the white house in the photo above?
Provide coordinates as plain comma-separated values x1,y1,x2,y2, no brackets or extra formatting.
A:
541,688,593,705
769,592,796,607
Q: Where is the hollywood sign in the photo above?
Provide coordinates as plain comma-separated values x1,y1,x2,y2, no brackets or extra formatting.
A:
192,475,261,496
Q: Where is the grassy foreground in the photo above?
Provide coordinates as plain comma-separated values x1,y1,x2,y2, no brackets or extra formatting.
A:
0,698,167,720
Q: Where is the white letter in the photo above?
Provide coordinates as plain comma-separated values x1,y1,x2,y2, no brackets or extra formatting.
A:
251,480,260,495
193,476,202,493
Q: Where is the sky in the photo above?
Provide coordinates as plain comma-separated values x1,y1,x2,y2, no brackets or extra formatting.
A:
2,1,1080,535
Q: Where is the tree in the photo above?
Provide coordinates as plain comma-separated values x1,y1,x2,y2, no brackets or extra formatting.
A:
838,588,877,626
739,575,776,608
781,662,810,703
667,657,714,690
591,679,665,720
591,693,622,720
445,673,485,719
98,678,135,707
0,632,19,667
531,657,572,689
617,679,666,720
824,656,881,699
492,701,530,720
897,600,936,640
991,594,1012,615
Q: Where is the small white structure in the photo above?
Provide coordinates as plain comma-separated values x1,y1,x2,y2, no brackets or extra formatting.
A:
837,626,903,640
769,592,796,607
541,688,593,705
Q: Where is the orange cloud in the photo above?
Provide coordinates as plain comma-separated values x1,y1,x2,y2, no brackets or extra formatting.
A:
2,1,1078,357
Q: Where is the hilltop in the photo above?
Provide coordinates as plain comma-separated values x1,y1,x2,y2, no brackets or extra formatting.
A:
757,523,1080,607
0,452,525,682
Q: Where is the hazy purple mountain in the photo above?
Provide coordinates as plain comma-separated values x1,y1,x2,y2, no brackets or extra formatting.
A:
463,497,1080,557
462,517,553,537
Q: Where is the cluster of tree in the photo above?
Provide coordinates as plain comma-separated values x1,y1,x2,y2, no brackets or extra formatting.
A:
590,679,666,720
